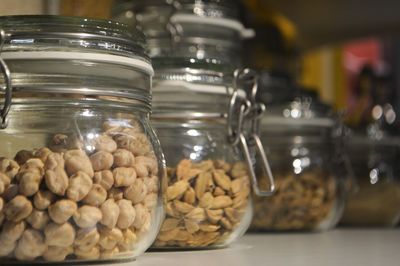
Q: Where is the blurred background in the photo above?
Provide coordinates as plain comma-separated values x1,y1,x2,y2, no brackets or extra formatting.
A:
2,0,399,131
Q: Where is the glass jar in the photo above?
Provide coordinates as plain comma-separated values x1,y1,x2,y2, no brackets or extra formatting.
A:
251,88,347,231
151,66,274,248
340,133,400,226
0,15,165,262
116,0,253,66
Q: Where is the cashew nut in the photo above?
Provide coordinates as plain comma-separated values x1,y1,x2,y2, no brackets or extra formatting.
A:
44,222,75,247
73,205,102,228
48,199,77,224
74,227,100,252
83,184,107,206
90,151,114,171
94,170,114,191
26,209,50,230
100,199,120,229
117,199,136,229
33,190,55,210
113,149,135,167
4,195,33,222
67,171,93,201
64,150,94,177
113,167,137,187
14,229,47,261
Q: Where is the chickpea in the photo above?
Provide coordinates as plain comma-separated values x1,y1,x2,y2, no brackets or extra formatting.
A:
73,205,102,228
75,245,100,260
107,187,124,201
45,168,69,196
14,229,47,261
0,238,16,257
64,150,94,177
124,178,147,204
83,184,107,206
45,152,64,170
2,184,18,202
18,158,44,178
113,149,135,168
26,209,50,230
100,199,120,229
135,156,157,177
14,150,34,165
119,228,137,251
136,211,151,237
18,171,42,196
94,134,117,153
113,167,137,187
4,195,33,222
67,171,93,201
44,222,75,247
117,199,136,229
0,221,26,242
48,199,77,224
144,193,158,209
114,133,151,156
0,197,3,212
43,245,73,262
98,227,123,250
74,227,100,252
34,147,52,163
90,151,114,171
143,175,159,193
100,246,119,259
33,190,56,210
0,157,20,179
132,203,147,229
0,172,10,195
94,170,114,191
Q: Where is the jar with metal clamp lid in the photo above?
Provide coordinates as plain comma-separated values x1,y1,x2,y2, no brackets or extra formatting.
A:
151,66,275,248
114,0,254,66
0,15,165,263
251,84,348,231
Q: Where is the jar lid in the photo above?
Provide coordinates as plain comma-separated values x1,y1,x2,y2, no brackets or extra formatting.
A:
0,15,153,107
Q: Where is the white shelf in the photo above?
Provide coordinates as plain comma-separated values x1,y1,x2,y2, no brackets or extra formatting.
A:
132,229,400,266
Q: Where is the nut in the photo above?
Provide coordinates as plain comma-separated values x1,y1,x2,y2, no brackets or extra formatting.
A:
64,150,94,177
67,171,93,201
83,184,107,206
90,151,114,171
33,190,55,210
113,149,135,168
4,195,33,222
26,209,50,230
14,229,47,261
45,222,75,247
100,199,120,229
113,167,137,187
116,199,136,229
73,205,102,228
48,199,77,224
167,180,188,201
94,170,114,191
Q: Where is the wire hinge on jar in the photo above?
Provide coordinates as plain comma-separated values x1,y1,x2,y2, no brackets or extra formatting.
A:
0,30,12,129
227,68,275,197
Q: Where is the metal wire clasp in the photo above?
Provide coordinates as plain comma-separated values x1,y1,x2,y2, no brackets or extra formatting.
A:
227,69,275,197
0,30,12,129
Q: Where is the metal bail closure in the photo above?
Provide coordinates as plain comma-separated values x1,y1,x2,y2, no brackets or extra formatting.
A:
0,30,12,129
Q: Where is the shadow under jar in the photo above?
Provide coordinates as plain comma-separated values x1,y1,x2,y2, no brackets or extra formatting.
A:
150,66,274,249
340,134,400,226
251,96,346,231
0,15,165,263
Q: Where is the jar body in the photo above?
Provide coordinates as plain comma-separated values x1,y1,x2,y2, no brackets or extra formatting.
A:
0,100,164,262
251,140,345,231
340,138,400,226
152,120,252,248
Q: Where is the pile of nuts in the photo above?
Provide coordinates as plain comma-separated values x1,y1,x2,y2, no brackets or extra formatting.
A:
251,170,336,230
0,121,159,261
154,159,250,248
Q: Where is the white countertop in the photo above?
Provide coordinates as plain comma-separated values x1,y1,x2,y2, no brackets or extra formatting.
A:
132,229,400,266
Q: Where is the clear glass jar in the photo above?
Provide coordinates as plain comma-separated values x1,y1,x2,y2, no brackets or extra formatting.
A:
340,134,400,226
251,89,347,231
0,15,165,263
115,0,253,66
150,66,274,248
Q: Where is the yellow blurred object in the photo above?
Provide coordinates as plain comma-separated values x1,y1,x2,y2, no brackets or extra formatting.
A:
59,0,114,19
